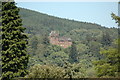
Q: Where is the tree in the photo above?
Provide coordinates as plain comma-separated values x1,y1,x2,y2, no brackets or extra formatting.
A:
29,36,38,50
94,12,120,77
25,64,66,78
111,11,120,77
111,13,120,26
69,42,78,63
0,1,2,78
2,1,29,79
111,13,120,38
42,34,50,45
94,39,120,77
101,31,112,46
63,62,87,78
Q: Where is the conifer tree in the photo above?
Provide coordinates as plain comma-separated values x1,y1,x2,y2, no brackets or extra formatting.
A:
2,1,29,80
0,1,2,78
69,42,78,63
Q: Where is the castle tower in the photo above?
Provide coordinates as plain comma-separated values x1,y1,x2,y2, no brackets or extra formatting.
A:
49,31,59,45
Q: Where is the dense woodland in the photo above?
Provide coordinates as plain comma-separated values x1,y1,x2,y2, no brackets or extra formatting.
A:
19,8,119,78
0,2,120,79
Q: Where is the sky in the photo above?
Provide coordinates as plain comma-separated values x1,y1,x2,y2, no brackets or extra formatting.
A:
16,2,118,28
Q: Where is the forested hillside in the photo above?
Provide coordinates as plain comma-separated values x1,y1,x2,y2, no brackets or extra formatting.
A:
20,8,116,34
18,8,118,78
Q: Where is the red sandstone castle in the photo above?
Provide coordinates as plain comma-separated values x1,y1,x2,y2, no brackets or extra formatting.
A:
49,31,72,48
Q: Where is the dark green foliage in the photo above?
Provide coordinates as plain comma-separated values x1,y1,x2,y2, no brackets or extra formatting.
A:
18,8,118,78
111,12,120,77
30,36,38,50
40,45,68,67
0,1,2,78
64,62,87,78
94,39,120,77
93,12,120,77
101,32,112,46
42,35,50,45
69,42,78,63
2,2,28,79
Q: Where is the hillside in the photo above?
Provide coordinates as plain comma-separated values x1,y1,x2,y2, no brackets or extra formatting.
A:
19,8,116,35
18,8,118,77
19,7,118,44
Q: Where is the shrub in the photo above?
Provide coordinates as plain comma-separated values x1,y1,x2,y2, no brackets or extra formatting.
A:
25,64,66,78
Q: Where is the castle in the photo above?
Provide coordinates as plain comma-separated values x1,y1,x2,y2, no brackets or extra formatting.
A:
49,31,72,48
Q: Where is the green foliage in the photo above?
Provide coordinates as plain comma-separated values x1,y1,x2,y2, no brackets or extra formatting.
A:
64,62,87,78
111,13,120,26
69,42,78,63
48,51,69,67
94,39,120,77
101,32,112,46
19,8,107,36
25,63,88,78
39,45,68,67
2,2,29,80
30,36,38,50
93,12,120,78
17,7,118,78
86,67,96,77
42,35,50,45
0,1,2,78
76,43,88,54
19,8,117,39
25,64,66,78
